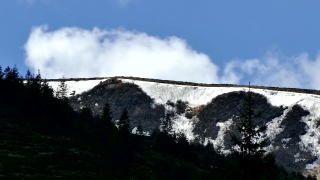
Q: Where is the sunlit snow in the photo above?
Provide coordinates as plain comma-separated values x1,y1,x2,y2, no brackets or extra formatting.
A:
48,79,109,97
120,79,320,169
47,77,320,169
204,118,233,154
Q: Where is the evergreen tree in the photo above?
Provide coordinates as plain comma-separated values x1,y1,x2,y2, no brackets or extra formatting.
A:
161,112,173,134
56,76,68,101
97,101,117,140
176,132,193,160
2,66,23,116
25,69,34,87
4,65,20,82
229,83,270,180
230,83,268,157
153,113,177,154
33,69,42,90
41,79,54,97
136,120,144,136
112,109,133,170
80,106,94,124
0,65,4,80
118,109,130,133
101,101,112,123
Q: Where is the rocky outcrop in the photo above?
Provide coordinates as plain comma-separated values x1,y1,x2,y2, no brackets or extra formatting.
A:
66,77,319,174
69,79,165,132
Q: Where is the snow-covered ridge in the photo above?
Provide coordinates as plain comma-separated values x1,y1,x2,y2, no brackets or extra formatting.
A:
47,78,109,96
121,79,320,108
45,76,320,97
120,79,320,169
46,77,320,169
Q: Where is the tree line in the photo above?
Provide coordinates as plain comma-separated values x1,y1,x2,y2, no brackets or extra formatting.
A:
0,65,316,180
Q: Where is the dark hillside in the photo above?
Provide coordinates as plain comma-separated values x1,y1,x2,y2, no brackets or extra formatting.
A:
0,66,316,179
194,91,284,143
272,105,315,172
0,118,110,179
69,78,165,132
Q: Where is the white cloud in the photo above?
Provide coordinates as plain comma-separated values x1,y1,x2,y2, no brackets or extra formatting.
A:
24,25,232,84
225,52,320,89
24,25,320,89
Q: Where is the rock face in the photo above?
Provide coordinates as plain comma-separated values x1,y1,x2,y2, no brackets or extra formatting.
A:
69,79,165,133
50,77,320,173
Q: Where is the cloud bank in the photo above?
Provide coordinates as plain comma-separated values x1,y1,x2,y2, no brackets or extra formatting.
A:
24,25,320,89
225,53,320,89
24,25,225,84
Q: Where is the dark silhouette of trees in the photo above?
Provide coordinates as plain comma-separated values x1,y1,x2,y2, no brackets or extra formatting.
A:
0,65,3,80
0,65,315,180
96,101,117,143
161,112,173,134
136,119,144,136
153,113,174,152
230,83,268,157
229,83,276,180
118,109,130,133
78,106,94,137
55,76,68,101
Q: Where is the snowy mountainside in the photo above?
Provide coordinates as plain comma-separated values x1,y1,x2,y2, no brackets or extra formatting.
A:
47,78,109,96
47,77,320,173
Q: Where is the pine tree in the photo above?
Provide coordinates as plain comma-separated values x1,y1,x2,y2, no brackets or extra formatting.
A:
81,106,94,124
0,65,4,80
136,120,144,136
153,113,177,154
118,109,130,133
0,66,3,110
101,101,112,122
4,65,20,82
99,101,117,134
229,83,270,180
161,113,173,134
41,79,54,97
230,83,268,157
33,69,42,90
56,76,68,100
25,69,34,87
112,109,133,169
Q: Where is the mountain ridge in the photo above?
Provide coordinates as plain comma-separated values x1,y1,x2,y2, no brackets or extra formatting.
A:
45,77,320,177
44,76,320,95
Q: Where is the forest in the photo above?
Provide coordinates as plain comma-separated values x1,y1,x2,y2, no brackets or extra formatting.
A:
0,65,317,180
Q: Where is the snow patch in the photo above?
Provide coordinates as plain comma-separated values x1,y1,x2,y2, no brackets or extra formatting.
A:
121,79,248,107
204,118,233,154
131,127,150,136
281,138,291,143
265,107,291,142
48,78,109,97
48,78,320,169
294,153,306,163
161,102,198,141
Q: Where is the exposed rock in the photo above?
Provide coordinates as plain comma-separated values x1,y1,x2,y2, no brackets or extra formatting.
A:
64,77,319,174
272,105,316,172
69,79,165,132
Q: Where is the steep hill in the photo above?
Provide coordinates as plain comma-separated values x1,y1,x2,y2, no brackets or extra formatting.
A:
47,77,320,176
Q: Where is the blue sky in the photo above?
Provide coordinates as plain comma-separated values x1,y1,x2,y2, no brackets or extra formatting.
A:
1,0,320,88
